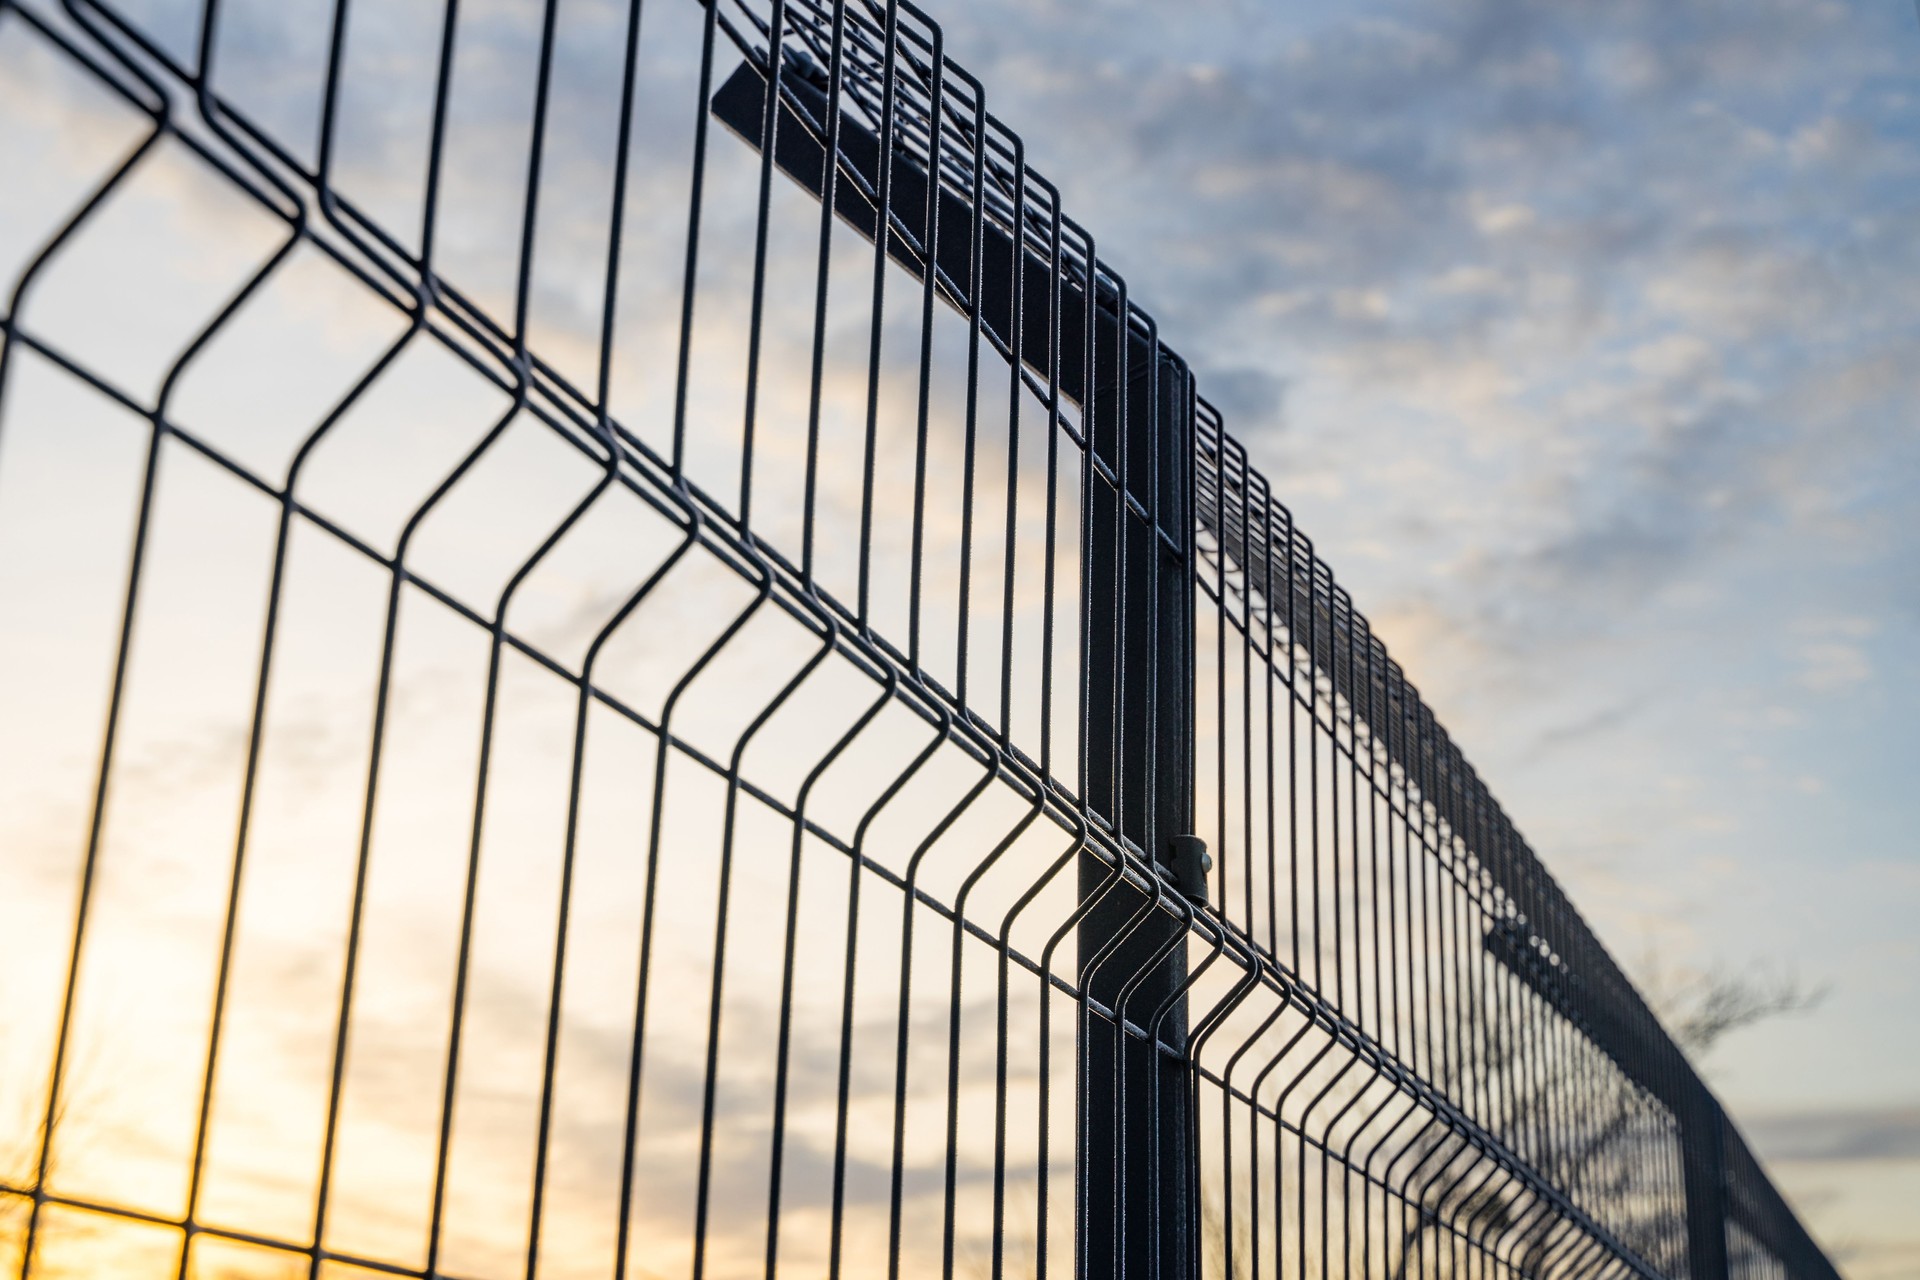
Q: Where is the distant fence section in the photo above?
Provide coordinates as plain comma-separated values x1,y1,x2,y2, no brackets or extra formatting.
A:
0,0,1840,1277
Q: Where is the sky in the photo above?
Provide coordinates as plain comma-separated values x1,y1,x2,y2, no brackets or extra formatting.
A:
911,0,1920,1270
1,0,1917,1276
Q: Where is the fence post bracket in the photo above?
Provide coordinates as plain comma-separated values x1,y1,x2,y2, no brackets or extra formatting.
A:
1168,835,1210,904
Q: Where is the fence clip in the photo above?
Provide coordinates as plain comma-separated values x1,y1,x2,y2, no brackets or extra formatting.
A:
1168,835,1212,905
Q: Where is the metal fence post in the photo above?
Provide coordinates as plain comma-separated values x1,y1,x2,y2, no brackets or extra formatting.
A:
1079,318,1198,1280
707,57,1207,1270
1682,1089,1731,1280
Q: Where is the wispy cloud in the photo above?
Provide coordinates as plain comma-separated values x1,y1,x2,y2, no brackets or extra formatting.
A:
1747,1106,1920,1164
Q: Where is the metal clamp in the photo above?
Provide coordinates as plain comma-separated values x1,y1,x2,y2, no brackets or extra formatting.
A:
1168,835,1212,905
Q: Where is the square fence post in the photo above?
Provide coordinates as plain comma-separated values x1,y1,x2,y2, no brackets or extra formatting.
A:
1078,327,1198,1280
1682,1089,1731,1280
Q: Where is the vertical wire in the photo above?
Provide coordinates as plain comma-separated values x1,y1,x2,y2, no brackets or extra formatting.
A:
763,658,896,1274
1344,628,1383,1275
171,326,419,1280
1333,593,1353,1049
735,0,790,526
903,24,944,673
422,413,618,1277
526,518,696,1277
886,757,1003,1280
419,3,618,1270
521,4,671,1251
669,0,721,478
1213,418,1231,939
941,794,1043,1279
19,10,310,1269
799,0,850,586
612,538,762,1280
1030,185,1063,779
826,710,949,1280
855,0,899,625
950,66,986,714
993,130,1026,741
303,3,497,1268
1035,820,1111,1280
0,7,170,1263
1218,424,1242,1280
1375,656,1409,1276
1236,444,1255,953
1253,477,1280,969
976,161,1057,1280
1059,205,1107,1280
687,606,832,1280
172,0,424,1265
1109,285,1139,1280
1027,179,1068,1280
991,824,1082,1280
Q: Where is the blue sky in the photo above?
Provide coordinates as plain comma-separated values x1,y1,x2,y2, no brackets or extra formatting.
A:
918,0,1920,1269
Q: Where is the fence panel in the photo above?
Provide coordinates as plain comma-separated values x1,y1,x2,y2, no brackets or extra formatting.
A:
0,1,1840,1278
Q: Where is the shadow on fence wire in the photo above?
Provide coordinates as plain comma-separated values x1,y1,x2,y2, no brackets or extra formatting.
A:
0,0,1838,1277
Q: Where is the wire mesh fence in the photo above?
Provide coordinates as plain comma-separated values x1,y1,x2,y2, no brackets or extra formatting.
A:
0,0,1840,1277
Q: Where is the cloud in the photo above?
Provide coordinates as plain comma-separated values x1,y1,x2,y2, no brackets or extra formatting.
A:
928,0,1920,672
1528,696,1648,753
1797,640,1873,692
1745,1106,1920,1164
